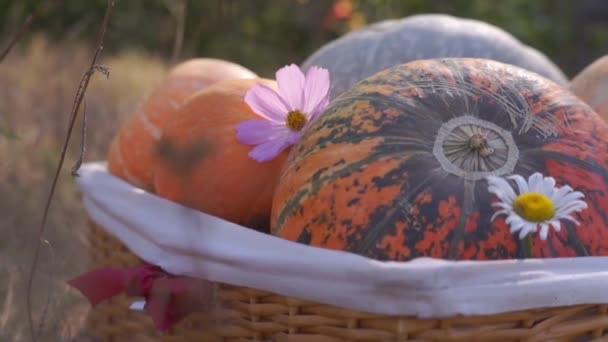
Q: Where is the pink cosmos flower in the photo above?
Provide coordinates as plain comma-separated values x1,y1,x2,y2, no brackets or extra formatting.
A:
236,64,330,162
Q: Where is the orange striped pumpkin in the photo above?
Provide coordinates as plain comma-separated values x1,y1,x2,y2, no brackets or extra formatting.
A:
153,78,287,233
271,58,608,261
107,58,257,191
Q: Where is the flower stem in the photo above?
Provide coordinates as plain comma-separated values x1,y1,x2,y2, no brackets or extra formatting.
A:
523,235,533,258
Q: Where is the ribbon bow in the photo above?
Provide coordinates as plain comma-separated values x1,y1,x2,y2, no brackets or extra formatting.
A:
67,263,213,331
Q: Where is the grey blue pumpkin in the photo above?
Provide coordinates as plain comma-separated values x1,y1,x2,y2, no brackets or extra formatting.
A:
302,14,567,99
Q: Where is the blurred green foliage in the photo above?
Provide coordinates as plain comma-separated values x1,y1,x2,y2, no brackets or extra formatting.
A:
1,0,607,77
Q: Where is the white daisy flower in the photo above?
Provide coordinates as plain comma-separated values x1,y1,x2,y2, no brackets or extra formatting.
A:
486,172,588,240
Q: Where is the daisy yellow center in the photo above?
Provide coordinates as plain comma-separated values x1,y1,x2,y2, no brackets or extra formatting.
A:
286,110,307,131
512,192,555,222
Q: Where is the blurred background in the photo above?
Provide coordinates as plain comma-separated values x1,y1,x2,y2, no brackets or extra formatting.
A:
0,0,607,341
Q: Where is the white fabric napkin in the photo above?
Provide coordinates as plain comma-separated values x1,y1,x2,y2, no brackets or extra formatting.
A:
76,161,608,318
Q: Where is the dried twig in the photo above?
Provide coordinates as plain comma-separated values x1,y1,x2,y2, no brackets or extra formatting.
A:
0,0,61,63
167,0,187,64
25,1,115,341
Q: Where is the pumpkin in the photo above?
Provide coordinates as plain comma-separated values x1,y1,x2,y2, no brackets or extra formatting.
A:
301,14,567,100
271,58,608,261
153,78,287,233
569,55,608,122
107,58,257,191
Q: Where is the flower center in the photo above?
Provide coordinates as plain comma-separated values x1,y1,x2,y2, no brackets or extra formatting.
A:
286,110,307,131
512,192,555,222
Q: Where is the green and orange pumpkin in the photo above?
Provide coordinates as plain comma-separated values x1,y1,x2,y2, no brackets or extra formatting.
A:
271,58,608,261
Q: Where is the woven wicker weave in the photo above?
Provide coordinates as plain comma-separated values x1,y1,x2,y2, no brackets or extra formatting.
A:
86,220,608,342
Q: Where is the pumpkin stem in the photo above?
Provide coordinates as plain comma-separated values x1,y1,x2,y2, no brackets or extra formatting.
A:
468,133,494,158
433,115,518,180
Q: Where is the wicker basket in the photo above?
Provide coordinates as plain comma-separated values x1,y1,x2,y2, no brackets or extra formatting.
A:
86,220,608,342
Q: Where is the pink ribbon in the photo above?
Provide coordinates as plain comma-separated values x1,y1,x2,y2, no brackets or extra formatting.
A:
67,263,213,331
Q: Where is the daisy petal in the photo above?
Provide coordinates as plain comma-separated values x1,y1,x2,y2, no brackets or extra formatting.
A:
245,83,289,121
303,66,330,115
542,176,556,197
551,185,573,203
519,222,538,239
490,209,509,221
528,173,543,193
276,64,306,111
248,137,291,162
554,191,586,209
236,119,286,145
507,215,526,233
507,174,528,195
487,176,516,203
560,214,581,225
556,200,588,216
539,223,550,240
551,220,561,233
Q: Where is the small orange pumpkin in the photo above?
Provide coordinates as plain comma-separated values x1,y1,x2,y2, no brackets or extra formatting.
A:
153,78,288,232
107,58,257,191
570,55,608,122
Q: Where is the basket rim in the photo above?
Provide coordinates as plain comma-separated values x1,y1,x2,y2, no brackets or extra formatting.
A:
78,161,608,319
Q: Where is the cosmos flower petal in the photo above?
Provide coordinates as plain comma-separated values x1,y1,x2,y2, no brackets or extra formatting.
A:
276,64,306,111
507,174,528,195
303,66,330,115
247,137,291,162
236,119,286,145
245,83,289,121
307,94,330,124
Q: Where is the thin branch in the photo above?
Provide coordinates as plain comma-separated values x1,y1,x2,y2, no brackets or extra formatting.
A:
26,1,115,341
0,0,61,63
169,0,187,64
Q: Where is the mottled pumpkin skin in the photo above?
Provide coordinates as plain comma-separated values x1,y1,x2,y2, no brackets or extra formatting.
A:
272,58,608,261
107,58,257,191
302,14,567,100
154,78,288,233
570,55,608,122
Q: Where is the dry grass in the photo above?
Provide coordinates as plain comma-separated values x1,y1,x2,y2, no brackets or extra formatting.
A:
0,35,169,341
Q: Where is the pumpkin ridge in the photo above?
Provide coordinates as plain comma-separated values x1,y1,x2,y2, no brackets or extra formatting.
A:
564,221,590,256
352,167,447,257
274,157,368,233
448,179,476,259
274,150,427,233
524,150,608,179
336,60,565,140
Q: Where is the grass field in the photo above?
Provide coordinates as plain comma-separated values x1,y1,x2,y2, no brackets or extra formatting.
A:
0,35,169,341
